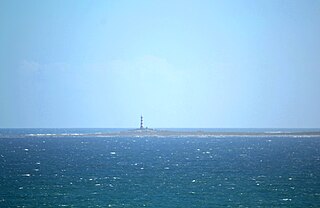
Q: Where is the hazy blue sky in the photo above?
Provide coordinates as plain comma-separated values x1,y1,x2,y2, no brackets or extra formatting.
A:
1,0,320,128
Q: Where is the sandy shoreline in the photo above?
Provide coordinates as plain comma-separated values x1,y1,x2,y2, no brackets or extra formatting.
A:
13,129,320,138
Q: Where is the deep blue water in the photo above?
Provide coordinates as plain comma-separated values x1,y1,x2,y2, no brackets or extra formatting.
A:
0,129,320,207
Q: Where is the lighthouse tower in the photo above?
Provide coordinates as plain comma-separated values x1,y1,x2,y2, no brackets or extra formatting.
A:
140,115,144,129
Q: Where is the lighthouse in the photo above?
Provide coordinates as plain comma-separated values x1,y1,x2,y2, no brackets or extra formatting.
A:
140,115,144,129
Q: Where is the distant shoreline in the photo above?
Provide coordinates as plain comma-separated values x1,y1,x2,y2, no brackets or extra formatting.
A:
91,128,320,138
1,128,319,138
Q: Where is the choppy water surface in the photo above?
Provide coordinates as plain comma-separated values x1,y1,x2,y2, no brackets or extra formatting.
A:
0,129,320,207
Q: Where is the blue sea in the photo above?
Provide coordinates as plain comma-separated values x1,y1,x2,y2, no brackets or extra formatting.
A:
0,128,319,207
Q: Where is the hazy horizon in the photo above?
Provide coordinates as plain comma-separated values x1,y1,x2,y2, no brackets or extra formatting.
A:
1,0,320,128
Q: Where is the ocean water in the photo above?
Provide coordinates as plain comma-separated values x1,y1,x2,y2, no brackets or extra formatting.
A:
0,129,320,207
